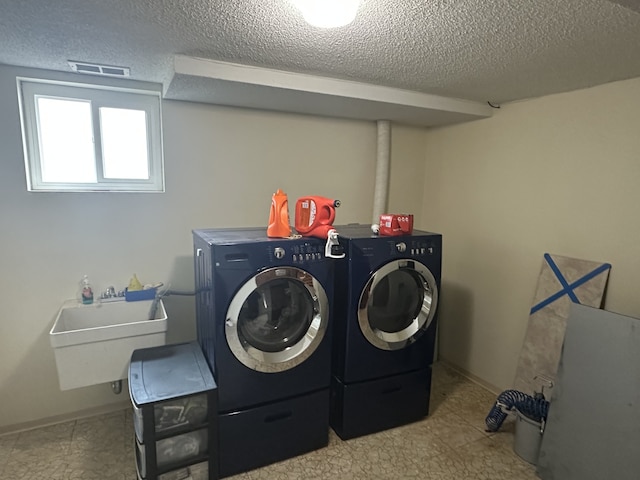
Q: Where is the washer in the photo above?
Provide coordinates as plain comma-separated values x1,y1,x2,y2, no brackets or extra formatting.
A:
193,228,334,477
330,224,441,440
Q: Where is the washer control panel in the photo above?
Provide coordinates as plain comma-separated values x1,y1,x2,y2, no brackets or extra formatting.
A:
271,243,325,264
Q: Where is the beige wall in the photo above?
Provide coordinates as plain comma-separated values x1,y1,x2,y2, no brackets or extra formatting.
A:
0,65,426,430
388,125,427,220
423,77,640,391
6,60,637,430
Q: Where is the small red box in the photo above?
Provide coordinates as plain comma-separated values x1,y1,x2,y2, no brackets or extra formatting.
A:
379,214,414,236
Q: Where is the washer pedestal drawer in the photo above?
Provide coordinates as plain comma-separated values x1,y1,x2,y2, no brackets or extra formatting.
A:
218,388,329,478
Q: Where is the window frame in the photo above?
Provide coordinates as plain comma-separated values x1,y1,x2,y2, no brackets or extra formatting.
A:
17,77,164,193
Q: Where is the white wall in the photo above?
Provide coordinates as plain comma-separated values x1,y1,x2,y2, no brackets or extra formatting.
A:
422,77,640,391
0,65,427,430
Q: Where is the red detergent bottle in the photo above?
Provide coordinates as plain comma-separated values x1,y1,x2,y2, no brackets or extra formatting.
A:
267,189,291,238
295,196,340,238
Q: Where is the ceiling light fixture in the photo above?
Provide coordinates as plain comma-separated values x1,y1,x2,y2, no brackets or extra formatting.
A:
291,0,361,28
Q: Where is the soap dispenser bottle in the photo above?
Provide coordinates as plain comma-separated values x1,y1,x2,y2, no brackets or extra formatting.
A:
80,275,94,305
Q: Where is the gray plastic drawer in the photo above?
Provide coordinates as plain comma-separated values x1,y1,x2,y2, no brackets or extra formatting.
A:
136,428,208,478
132,392,208,443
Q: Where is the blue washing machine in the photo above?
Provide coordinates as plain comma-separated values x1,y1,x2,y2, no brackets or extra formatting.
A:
330,224,441,440
193,228,334,477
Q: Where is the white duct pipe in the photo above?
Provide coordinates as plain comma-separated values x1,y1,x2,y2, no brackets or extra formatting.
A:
372,120,391,228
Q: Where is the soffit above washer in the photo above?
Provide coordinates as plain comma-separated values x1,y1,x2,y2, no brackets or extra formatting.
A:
165,56,493,127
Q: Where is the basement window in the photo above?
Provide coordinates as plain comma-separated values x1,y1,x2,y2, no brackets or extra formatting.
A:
17,78,164,192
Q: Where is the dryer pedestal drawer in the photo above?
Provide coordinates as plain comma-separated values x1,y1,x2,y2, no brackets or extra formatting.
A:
218,388,330,478
330,368,432,440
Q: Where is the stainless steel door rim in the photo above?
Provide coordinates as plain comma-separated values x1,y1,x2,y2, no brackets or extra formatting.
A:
358,259,438,351
225,267,329,372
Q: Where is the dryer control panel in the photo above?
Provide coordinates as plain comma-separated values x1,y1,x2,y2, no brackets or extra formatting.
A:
387,238,438,257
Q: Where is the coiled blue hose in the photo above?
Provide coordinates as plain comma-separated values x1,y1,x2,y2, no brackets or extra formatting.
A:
485,389,550,432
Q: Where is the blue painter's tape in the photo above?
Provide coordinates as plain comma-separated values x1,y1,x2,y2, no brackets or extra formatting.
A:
530,255,611,315
544,254,580,303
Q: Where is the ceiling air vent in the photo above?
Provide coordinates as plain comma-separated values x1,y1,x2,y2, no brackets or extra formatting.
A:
68,61,130,77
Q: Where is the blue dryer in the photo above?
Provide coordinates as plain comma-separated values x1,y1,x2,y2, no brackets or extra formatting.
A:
193,228,334,477
330,224,441,440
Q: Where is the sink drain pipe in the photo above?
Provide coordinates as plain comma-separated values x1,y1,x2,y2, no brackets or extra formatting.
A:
111,380,122,394
372,120,391,229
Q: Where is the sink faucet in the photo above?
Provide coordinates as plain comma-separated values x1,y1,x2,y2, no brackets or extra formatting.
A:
100,286,119,299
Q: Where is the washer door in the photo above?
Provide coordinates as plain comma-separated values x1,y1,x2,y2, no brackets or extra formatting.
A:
226,267,329,372
358,259,438,351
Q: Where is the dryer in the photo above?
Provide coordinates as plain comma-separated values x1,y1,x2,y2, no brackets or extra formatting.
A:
330,224,441,440
193,228,334,477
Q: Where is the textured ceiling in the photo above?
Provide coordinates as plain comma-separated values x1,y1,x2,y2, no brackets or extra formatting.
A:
1,0,639,104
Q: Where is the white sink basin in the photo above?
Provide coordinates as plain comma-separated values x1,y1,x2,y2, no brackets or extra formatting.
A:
50,299,168,390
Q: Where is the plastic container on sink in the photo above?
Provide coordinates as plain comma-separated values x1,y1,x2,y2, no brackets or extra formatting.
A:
126,287,157,302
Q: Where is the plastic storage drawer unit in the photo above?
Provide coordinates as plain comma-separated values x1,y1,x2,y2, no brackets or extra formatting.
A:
132,392,209,443
129,342,217,480
157,461,209,480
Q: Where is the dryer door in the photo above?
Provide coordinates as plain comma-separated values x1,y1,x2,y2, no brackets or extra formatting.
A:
358,259,438,351
225,266,329,372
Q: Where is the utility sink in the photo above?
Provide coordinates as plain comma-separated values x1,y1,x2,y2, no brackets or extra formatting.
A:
50,299,168,390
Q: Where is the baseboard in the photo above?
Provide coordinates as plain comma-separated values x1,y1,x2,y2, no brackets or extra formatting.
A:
1,363,499,437
436,358,502,395
0,400,131,436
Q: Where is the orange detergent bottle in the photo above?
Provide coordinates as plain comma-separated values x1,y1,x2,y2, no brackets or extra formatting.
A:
295,196,341,238
267,189,292,238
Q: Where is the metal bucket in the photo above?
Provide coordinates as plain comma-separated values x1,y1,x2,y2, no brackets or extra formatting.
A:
514,409,544,464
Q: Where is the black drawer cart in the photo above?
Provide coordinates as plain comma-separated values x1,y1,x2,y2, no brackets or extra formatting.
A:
129,342,218,480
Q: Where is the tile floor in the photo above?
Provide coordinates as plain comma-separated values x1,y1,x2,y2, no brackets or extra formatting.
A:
0,363,538,479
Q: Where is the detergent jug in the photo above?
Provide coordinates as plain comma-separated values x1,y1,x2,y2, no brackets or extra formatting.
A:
267,189,291,238
378,214,414,236
295,196,340,238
